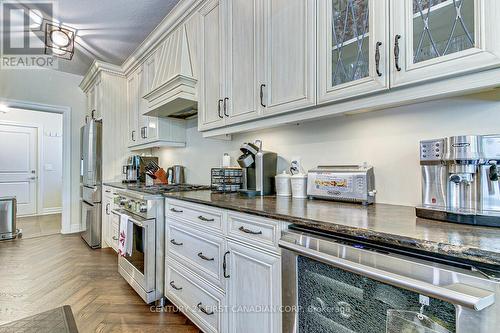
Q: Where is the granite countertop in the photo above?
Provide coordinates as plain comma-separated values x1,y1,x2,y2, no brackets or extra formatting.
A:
163,190,500,268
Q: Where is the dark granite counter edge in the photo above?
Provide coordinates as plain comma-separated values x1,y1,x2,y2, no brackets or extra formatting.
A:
163,193,500,268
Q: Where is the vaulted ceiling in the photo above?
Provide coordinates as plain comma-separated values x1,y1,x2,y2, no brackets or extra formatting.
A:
2,0,180,76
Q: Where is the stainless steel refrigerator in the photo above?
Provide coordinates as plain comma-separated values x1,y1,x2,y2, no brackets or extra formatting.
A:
80,118,102,248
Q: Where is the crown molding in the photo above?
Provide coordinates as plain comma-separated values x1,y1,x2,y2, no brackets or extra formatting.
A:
121,0,204,76
79,59,125,92
80,0,204,92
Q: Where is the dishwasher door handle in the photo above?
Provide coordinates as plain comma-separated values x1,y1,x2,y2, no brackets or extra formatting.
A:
279,239,495,311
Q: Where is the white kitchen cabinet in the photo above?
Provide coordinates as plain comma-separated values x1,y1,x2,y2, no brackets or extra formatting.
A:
391,0,500,87
127,61,186,150
102,186,118,251
318,0,390,104
224,0,262,125
199,0,226,130
127,73,139,147
81,64,128,183
261,0,317,116
226,240,281,333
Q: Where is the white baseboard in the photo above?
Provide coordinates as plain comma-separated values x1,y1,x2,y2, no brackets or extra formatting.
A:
61,223,83,234
41,207,63,215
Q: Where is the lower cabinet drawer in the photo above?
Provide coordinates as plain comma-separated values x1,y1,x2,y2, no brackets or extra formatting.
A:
227,212,281,253
167,220,226,290
166,260,225,333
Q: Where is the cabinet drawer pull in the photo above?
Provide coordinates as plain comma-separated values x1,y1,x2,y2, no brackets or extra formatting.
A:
131,130,136,142
170,239,183,246
260,84,266,107
238,226,262,235
394,35,402,72
197,252,215,261
218,99,223,119
375,41,382,77
105,203,110,215
223,251,230,278
197,302,214,316
198,215,215,222
112,236,119,241
169,281,183,290
170,208,183,213
223,97,229,117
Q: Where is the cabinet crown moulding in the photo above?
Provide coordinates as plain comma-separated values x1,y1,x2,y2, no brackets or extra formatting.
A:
79,60,125,93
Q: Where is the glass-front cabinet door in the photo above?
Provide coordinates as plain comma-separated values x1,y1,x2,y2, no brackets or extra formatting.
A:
391,0,500,87
318,0,390,104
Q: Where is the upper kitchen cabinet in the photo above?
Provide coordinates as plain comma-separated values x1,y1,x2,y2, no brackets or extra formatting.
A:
391,0,500,87
198,0,225,131
261,0,317,116
198,0,316,130
80,62,128,182
318,0,390,104
143,14,200,119
127,63,186,150
224,0,262,125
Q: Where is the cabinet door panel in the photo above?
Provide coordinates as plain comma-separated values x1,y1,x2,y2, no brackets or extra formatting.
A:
127,75,139,147
199,0,225,130
225,0,260,124
263,0,316,115
318,0,389,104
227,241,281,333
391,0,500,87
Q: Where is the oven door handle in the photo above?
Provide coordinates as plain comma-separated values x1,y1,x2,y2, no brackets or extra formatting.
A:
111,210,151,228
279,239,495,311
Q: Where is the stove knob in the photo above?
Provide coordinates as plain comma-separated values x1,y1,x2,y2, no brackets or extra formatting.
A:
119,198,128,206
139,204,148,213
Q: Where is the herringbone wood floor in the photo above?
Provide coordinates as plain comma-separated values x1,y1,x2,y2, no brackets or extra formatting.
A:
0,234,200,333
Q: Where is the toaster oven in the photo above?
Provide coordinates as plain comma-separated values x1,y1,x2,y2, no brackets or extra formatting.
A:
307,165,376,205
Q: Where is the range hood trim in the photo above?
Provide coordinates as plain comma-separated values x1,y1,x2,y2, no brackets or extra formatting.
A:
143,74,198,117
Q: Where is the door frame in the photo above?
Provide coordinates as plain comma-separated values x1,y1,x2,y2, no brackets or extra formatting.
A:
0,98,71,234
0,121,42,216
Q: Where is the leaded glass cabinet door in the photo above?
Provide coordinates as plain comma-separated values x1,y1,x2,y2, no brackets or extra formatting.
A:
318,0,390,104
391,0,500,87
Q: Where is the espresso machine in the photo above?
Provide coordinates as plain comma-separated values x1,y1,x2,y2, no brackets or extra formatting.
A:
417,135,500,226
237,140,277,196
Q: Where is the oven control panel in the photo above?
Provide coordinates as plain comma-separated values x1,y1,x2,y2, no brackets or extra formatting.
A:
420,139,445,161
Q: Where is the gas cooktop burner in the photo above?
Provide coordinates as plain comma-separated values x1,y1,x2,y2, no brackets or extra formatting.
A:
125,183,212,195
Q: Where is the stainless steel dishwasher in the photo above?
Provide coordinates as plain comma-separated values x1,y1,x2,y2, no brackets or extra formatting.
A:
280,227,500,333
0,197,21,240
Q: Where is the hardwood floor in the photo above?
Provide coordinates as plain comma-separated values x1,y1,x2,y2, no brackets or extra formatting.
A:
0,234,200,333
17,213,61,239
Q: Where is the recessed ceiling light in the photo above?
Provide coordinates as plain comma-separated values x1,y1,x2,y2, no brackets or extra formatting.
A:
50,29,71,47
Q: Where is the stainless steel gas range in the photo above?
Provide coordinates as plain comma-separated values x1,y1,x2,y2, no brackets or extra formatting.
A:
111,184,211,305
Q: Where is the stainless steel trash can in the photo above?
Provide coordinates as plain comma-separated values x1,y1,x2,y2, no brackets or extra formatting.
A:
0,197,20,240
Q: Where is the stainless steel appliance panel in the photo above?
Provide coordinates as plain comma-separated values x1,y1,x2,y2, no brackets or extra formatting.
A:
0,197,17,240
82,120,102,187
82,185,101,204
114,210,156,297
281,230,499,333
81,200,102,248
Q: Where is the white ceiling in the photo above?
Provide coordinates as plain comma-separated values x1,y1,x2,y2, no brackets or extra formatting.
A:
4,0,180,75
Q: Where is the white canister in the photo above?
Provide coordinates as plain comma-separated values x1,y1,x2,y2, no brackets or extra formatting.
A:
275,171,291,196
291,173,308,198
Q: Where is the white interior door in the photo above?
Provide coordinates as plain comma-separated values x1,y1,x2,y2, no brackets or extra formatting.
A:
0,124,38,216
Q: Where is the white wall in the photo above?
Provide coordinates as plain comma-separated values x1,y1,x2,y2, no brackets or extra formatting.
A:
0,69,86,231
157,90,500,207
0,109,63,214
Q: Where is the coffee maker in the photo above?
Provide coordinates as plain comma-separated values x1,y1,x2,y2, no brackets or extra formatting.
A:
237,140,277,196
417,135,500,226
